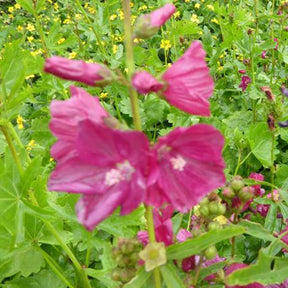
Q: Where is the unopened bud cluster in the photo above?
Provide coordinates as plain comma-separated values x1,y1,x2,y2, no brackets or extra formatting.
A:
111,238,143,284
198,192,226,219
222,176,254,204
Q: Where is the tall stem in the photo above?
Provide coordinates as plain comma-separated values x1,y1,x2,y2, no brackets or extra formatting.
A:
249,33,256,123
122,1,160,287
122,0,142,131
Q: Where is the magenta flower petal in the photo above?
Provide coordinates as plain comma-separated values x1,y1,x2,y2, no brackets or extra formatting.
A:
132,71,163,94
134,4,176,39
44,56,113,86
149,4,176,27
49,86,108,161
146,124,226,212
162,41,214,116
239,76,251,92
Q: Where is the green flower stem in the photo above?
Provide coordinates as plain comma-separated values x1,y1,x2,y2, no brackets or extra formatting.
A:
0,124,23,175
270,130,275,196
44,221,92,288
122,0,142,131
36,245,75,288
74,0,107,57
249,34,256,123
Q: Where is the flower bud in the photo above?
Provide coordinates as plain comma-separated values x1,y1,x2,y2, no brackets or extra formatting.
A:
208,221,222,231
133,4,176,39
238,186,254,202
44,56,114,87
230,176,244,192
222,187,235,199
204,246,217,260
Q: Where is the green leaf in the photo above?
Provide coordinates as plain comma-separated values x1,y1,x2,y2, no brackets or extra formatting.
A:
225,250,288,286
246,122,273,167
123,267,152,288
264,202,277,232
238,220,275,241
166,225,245,260
85,268,118,288
160,264,185,288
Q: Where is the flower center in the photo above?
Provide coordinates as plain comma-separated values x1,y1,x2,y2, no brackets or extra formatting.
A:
170,155,186,171
104,160,135,186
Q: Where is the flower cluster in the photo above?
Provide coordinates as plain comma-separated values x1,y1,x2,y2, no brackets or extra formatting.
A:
45,4,226,231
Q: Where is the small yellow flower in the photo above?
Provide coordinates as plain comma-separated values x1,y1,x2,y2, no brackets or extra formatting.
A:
207,4,214,11
8,14,14,19
26,23,35,32
84,3,89,8
139,5,147,11
57,38,65,44
47,0,52,3
139,242,167,272
211,18,219,24
213,215,228,225
194,205,201,217
88,7,96,14
75,14,82,20
173,11,181,18
195,3,201,9
68,52,77,59
27,36,34,43
17,25,23,32
53,3,58,10
49,157,54,162
160,39,171,50
26,140,36,151
131,15,136,25
63,17,72,24
31,49,43,56
109,14,117,21
191,14,200,24
130,2,134,7
112,45,118,54
17,115,24,130
100,92,108,99
14,3,21,9
119,10,124,20
217,66,224,72
8,6,14,13
185,0,190,2
25,74,35,79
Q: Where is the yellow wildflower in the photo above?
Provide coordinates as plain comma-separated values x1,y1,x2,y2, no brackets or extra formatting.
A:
173,11,181,18
26,23,35,32
63,17,72,24
195,3,201,9
17,25,23,32
8,6,14,13
207,4,214,11
112,45,118,54
160,39,171,50
139,5,147,11
14,3,21,9
185,0,190,2
100,92,108,99
211,18,219,24
53,3,58,10
88,7,96,14
119,10,124,20
26,140,36,151
68,52,77,59
213,215,228,225
25,74,35,79
191,14,200,24
109,14,117,21
57,38,65,44
75,14,82,20
27,36,34,43
17,115,24,130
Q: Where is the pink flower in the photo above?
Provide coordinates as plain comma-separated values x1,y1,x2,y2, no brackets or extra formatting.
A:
49,86,108,164
225,263,264,288
44,56,113,86
248,173,265,196
132,71,164,94
145,124,226,212
261,51,267,59
138,205,174,246
176,229,192,243
261,86,275,101
48,89,150,230
239,70,246,74
133,41,214,116
134,4,176,39
239,76,251,91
